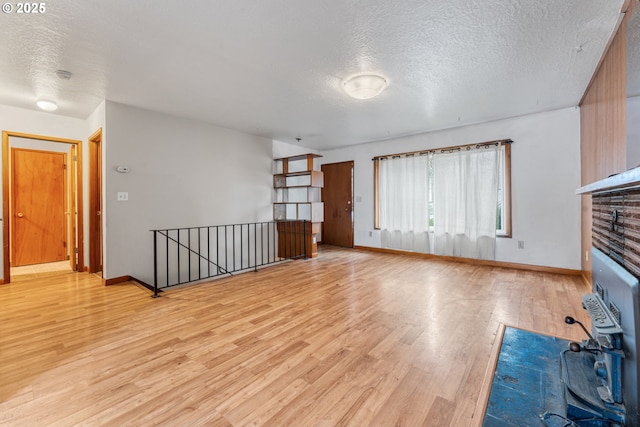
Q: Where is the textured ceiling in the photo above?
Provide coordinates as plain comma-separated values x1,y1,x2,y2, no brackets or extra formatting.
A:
0,0,626,150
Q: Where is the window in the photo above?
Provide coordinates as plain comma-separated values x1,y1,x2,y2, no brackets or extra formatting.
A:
496,144,511,236
374,141,512,238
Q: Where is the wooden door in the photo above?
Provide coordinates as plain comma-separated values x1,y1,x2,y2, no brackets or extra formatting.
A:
321,161,354,247
88,129,103,273
12,149,67,266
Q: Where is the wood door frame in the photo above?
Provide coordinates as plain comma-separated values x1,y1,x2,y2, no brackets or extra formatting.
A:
69,145,78,271
88,128,102,274
2,131,84,284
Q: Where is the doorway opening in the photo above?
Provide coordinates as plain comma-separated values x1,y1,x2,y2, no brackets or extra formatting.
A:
88,128,102,275
2,131,84,284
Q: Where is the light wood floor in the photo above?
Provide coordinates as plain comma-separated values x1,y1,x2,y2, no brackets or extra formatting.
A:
0,246,591,426
10,260,73,282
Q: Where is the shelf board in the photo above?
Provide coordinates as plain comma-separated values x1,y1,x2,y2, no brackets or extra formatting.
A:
576,166,640,194
274,153,322,162
274,170,323,178
273,154,324,227
277,184,320,189
277,171,313,177
273,202,323,205
273,170,323,188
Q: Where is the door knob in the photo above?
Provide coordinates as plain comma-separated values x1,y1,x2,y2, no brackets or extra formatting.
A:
17,212,24,218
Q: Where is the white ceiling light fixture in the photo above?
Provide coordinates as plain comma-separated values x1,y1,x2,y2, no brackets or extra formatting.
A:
343,73,388,100
36,100,58,111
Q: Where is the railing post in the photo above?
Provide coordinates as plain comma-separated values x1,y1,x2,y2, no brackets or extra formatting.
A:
254,223,258,272
153,230,159,298
188,228,192,283
177,229,181,285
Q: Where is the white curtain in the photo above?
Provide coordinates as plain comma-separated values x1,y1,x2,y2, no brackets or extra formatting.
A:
379,155,430,253
432,145,500,259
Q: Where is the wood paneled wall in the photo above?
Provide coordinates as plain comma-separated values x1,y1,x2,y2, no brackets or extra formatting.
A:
579,2,634,279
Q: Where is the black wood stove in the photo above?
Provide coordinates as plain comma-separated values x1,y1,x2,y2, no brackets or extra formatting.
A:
560,247,639,426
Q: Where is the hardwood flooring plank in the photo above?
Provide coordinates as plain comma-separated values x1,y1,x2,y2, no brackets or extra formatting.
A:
423,395,456,427
370,365,433,426
0,246,590,426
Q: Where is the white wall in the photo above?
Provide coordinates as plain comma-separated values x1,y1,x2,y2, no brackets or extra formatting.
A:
104,101,273,283
0,104,87,140
273,139,322,171
627,96,640,169
0,104,89,278
0,101,582,279
319,107,582,270
85,101,106,273
273,139,319,159
86,101,106,138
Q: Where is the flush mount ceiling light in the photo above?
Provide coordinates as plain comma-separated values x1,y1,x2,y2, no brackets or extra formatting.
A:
343,73,388,100
36,100,58,111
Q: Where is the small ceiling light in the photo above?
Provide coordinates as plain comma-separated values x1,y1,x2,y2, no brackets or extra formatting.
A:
343,73,388,100
36,100,58,111
55,69,73,80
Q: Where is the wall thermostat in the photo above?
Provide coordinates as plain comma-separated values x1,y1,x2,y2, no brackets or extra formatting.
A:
116,166,130,173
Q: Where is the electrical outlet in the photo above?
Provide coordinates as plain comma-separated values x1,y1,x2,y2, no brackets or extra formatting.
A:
518,240,524,249
117,192,129,201
369,231,373,237
585,250,589,262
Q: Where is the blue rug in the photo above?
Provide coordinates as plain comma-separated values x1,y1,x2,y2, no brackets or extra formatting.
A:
482,326,570,427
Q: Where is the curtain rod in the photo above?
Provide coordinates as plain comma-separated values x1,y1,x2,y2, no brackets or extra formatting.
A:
371,138,513,161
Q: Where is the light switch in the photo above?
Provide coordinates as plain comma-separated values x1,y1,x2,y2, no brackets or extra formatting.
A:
117,192,129,201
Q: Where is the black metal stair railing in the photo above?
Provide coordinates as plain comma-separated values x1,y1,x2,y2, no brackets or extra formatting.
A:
151,220,308,297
